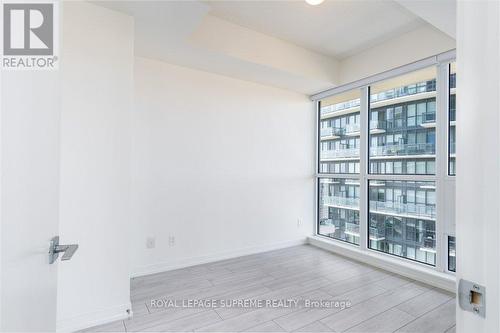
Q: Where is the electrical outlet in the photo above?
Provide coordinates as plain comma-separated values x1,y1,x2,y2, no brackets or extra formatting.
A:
297,218,302,228
168,236,175,247
146,237,155,249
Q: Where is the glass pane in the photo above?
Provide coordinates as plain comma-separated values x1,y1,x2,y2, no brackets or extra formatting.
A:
369,67,437,175
448,236,456,272
318,178,360,245
319,89,360,174
369,180,436,265
449,62,456,175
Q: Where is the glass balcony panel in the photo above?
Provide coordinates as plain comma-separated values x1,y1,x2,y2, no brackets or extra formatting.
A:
421,112,436,124
321,148,360,160
369,67,437,175
320,127,345,138
318,178,360,245
345,123,360,134
369,120,386,130
368,180,436,266
370,143,435,157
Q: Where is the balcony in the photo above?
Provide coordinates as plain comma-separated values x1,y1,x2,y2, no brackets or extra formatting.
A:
321,148,359,160
319,218,360,243
345,123,360,135
320,127,345,139
318,220,336,235
344,221,360,237
420,112,436,128
450,73,456,89
370,143,435,158
385,119,405,130
369,200,436,220
322,196,360,209
449,109,456,123
320,99,360,118
369,226,386,241
369,120,386,134
369,226,436,258
370,80,436,104
450,142,456,155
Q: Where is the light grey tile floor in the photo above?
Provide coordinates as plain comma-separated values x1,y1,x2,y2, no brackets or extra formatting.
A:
83,245,456,332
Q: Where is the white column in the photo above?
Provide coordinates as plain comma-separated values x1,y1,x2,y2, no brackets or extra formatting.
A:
456,1,500,332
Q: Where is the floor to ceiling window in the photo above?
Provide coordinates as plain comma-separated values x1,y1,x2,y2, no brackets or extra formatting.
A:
315,53,456,273
368,67,437,265
318,89,361,244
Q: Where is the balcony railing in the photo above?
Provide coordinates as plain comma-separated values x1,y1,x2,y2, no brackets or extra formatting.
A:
369,227,436,251
370,143,435,157
320,127,345,137
322,196,360,208
345,123,360,134
319,219,359,237
369,200,436,220
323,116,436,138
371,80,436,104
370,120,386,131
385,119,405,130
369,227,386,240
320,99,360,116
450,142,456,155
421,112,436,124
321,148,359,159
369,114,436,131
449,109,456,122
450,73,456,89
344,222,360,235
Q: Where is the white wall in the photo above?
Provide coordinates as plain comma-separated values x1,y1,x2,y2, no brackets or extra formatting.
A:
339,25,455,84
131,57,315,277
456,1,500,332
56,2,134,332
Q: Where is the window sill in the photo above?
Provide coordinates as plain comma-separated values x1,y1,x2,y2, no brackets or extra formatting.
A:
308,235,456,293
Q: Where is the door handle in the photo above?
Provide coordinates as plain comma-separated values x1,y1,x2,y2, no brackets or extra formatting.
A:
49,236,79,264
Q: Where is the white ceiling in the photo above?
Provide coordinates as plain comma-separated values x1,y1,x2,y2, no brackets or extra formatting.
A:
205,0,425,59
92,0,455,94
395,0,456,39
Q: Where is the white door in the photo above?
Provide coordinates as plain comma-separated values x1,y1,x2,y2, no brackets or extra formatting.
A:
456,1,500,332
0,69,62,331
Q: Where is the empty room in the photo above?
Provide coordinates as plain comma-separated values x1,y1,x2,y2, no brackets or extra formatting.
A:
1,0,499,332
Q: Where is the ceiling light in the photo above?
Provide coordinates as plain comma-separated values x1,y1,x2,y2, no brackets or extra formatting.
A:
305,0,324,5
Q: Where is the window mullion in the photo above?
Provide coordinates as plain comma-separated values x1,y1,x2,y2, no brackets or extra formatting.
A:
359,86,369,251
435,62,449,272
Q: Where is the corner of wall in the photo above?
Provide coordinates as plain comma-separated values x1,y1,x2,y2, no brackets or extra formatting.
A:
131,238,308,278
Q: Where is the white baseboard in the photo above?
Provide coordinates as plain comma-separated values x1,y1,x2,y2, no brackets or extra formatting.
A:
131,238,308,278
308,235,456,293
56,302,132,333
